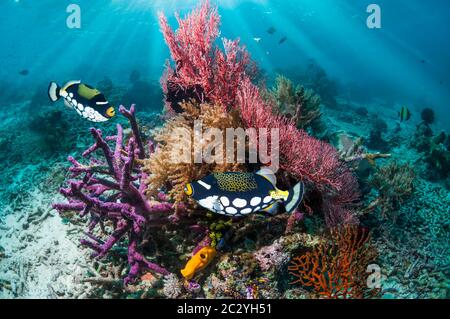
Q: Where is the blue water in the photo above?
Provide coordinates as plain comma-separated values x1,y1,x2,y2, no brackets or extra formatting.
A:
1,0,449,130
0,0,449,300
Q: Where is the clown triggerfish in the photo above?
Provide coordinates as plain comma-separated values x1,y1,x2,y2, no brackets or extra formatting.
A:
48,80,115,122
184,168,305,217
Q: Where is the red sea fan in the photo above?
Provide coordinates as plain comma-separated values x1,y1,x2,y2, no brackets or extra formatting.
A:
237,79,360,226
159,0,250,110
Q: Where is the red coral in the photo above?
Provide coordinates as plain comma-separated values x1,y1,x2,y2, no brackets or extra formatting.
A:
159,0,250,111
237,79,360,226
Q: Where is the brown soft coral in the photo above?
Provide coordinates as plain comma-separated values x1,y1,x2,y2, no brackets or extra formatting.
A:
143,102,245,205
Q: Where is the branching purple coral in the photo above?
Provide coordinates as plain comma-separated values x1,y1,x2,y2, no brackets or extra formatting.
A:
119,104,146,159
53,105,176,284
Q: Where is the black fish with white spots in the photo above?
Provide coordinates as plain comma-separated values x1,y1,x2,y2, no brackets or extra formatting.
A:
184,168,305,217
48,80,115,122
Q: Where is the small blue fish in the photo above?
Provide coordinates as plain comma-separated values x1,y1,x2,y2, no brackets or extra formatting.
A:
184,168,305,217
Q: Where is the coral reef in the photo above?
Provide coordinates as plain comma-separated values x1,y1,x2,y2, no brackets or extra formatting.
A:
1,0,448,301
331,132,391,175
159,0,252,112
254,241,289,272
366,162,415,220
143,102,244,206
237,78,360,227
158,0,359,227
53,105,177,285
288,225,378,299
267,75,324,136
365,177,449,299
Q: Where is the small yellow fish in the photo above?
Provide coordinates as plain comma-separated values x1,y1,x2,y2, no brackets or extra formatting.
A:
180,246,217,280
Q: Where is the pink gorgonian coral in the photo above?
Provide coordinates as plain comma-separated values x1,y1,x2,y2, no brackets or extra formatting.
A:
159,0,251,111
237,79,360,226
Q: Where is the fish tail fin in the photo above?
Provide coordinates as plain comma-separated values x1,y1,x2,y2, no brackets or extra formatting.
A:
48,82,61,102
283,181,305,214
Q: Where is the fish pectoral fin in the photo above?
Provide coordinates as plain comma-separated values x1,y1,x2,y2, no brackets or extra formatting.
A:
263,201,280,215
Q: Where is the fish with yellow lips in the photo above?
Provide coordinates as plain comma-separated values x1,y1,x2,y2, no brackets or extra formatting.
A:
48,80,115,122
180,246,217,280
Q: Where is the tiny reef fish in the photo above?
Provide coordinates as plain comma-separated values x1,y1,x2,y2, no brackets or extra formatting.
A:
398,106,411,122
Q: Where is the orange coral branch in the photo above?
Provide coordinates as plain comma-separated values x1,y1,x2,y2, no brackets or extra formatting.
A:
288,225,378,299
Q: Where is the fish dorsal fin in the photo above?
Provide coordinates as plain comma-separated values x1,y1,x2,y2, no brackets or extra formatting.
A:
62,80,81,92
256,167,277,186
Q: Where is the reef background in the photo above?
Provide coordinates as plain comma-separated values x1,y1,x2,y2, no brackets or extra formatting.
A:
0,0,449,299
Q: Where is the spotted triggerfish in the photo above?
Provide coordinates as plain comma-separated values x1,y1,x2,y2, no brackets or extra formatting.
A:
184,168,305,217
181,246,217,280
48,80,115,122
398,106,411,122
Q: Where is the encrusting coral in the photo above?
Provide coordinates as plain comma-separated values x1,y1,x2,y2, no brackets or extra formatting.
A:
288,225,378,299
